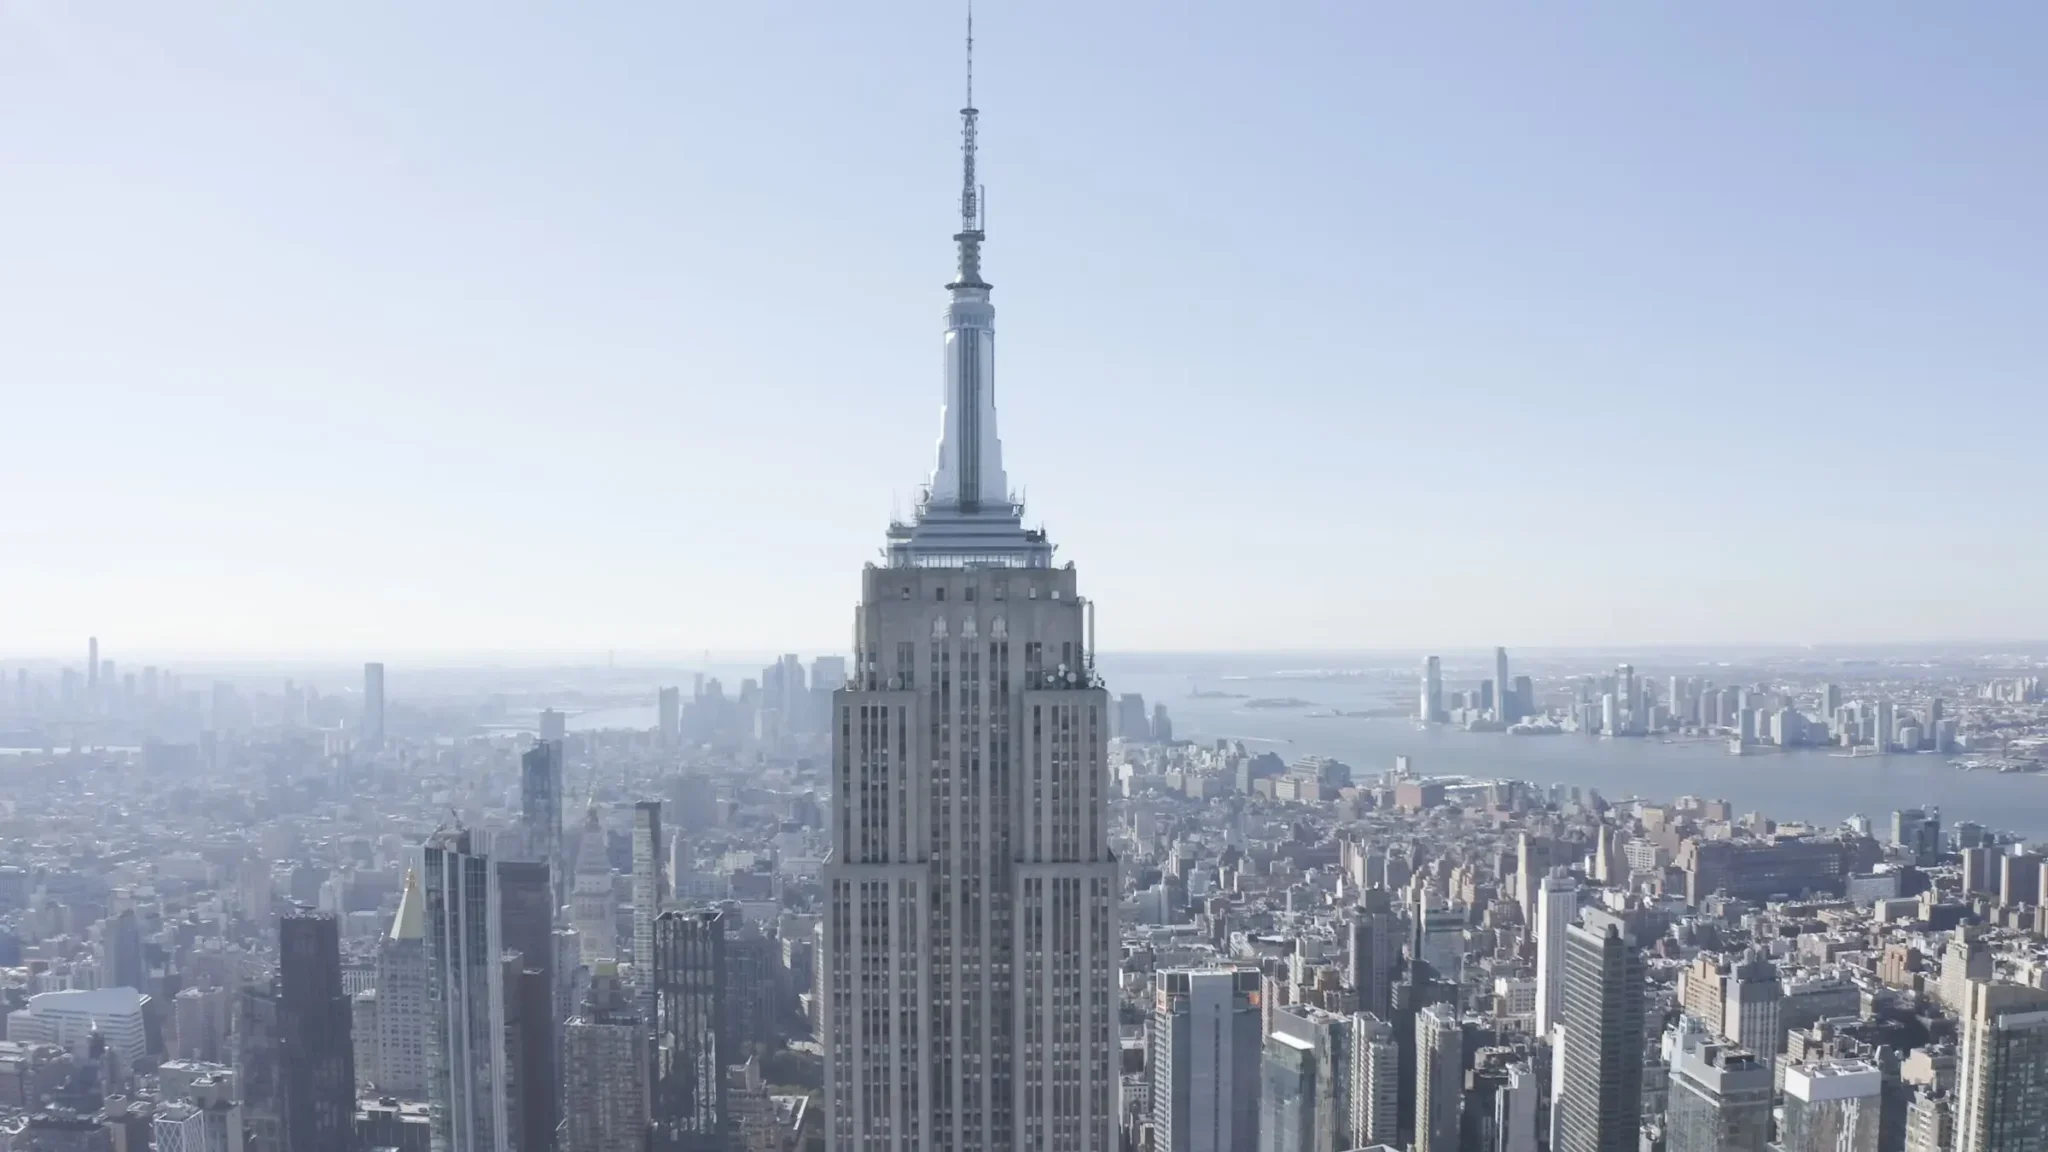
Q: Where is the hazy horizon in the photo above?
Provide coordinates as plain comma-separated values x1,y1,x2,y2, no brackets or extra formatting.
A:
6,639,2046,673
6,3,2045,653
4,9,2042,1129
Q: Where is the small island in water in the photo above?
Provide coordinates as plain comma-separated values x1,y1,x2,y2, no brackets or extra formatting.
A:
1308,706,1412,719
1245,697,1315,710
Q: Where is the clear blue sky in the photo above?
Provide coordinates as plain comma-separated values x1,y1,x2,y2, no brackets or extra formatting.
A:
3,2,2044,659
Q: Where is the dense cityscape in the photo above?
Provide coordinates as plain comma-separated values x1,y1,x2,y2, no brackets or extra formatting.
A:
10,632,2048,1152
1413,647,2045,761
6,14,2048,1152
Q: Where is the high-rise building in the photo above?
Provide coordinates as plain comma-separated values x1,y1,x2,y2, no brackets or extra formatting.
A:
1494,648,1513,722
1470,1059,1540,1152
657,688,681,749
1534,870,1579,1039
1348,1014,1400,1151
1720,956,1783,1059
1927,698,1946,750
1961,845,1993,895
1677,954,1727,1036
539,709,567,743
497,860,557,1152
1999,851,2043,909
553,927,583,1051
1384,963,1466,1139
1261,1031,1317,1152
631,801,664,1011
1904,1089,1953,1152
1900,806,1942,866
821,41,1119,1152
1348,888,1399,1021
811,656,849,693
496,861,554,1002
521,741,564,880
279,911,356,1152
509,970,549,1151
667,831,695,905
1955,981,2048,1152
563,961,650,1152
376,871,430,1099
106,908,143,990
1118,693,1152,742
1391,970,1457,1148
652,909,726,1151
1418,903,1467,984
88,637,99,697
235,980,283,1152
363,662,386,747
1591,823,1618,885
1414,1005,1463,1152
153,1102,237,1152
1149,968,1262,1152
173,985,232,1064
497,956,529,1152
1265,1005,1363,1152
573,804,617,966
1420,657,1443,724
774,653,808,734
1664,1018,1770,1152
1514,833,1559,916
1778,1060,1883,1152
1552,908,1645,1152
722,926,779,1057
1940,929,1994,1013
421,830,511,1152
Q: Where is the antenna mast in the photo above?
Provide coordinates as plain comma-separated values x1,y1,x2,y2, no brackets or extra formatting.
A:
946,0,989,290
961,2,979,234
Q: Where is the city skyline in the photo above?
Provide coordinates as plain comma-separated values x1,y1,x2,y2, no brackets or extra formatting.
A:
6,4,2047,653
11,639,2048,670
6,11,2048,1152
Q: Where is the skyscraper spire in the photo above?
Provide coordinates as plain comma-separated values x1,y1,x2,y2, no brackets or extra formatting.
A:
888,3,1048,567
914,0,1012,529
953,3,986,288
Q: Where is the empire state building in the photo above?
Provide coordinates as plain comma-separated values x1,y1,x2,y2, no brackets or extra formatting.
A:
821,33,1120,1152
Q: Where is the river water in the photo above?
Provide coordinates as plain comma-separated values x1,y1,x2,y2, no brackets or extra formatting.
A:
562,659,2048,841
1105,665,2048,842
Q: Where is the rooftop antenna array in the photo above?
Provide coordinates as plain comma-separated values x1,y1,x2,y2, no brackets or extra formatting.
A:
961,2,980,234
